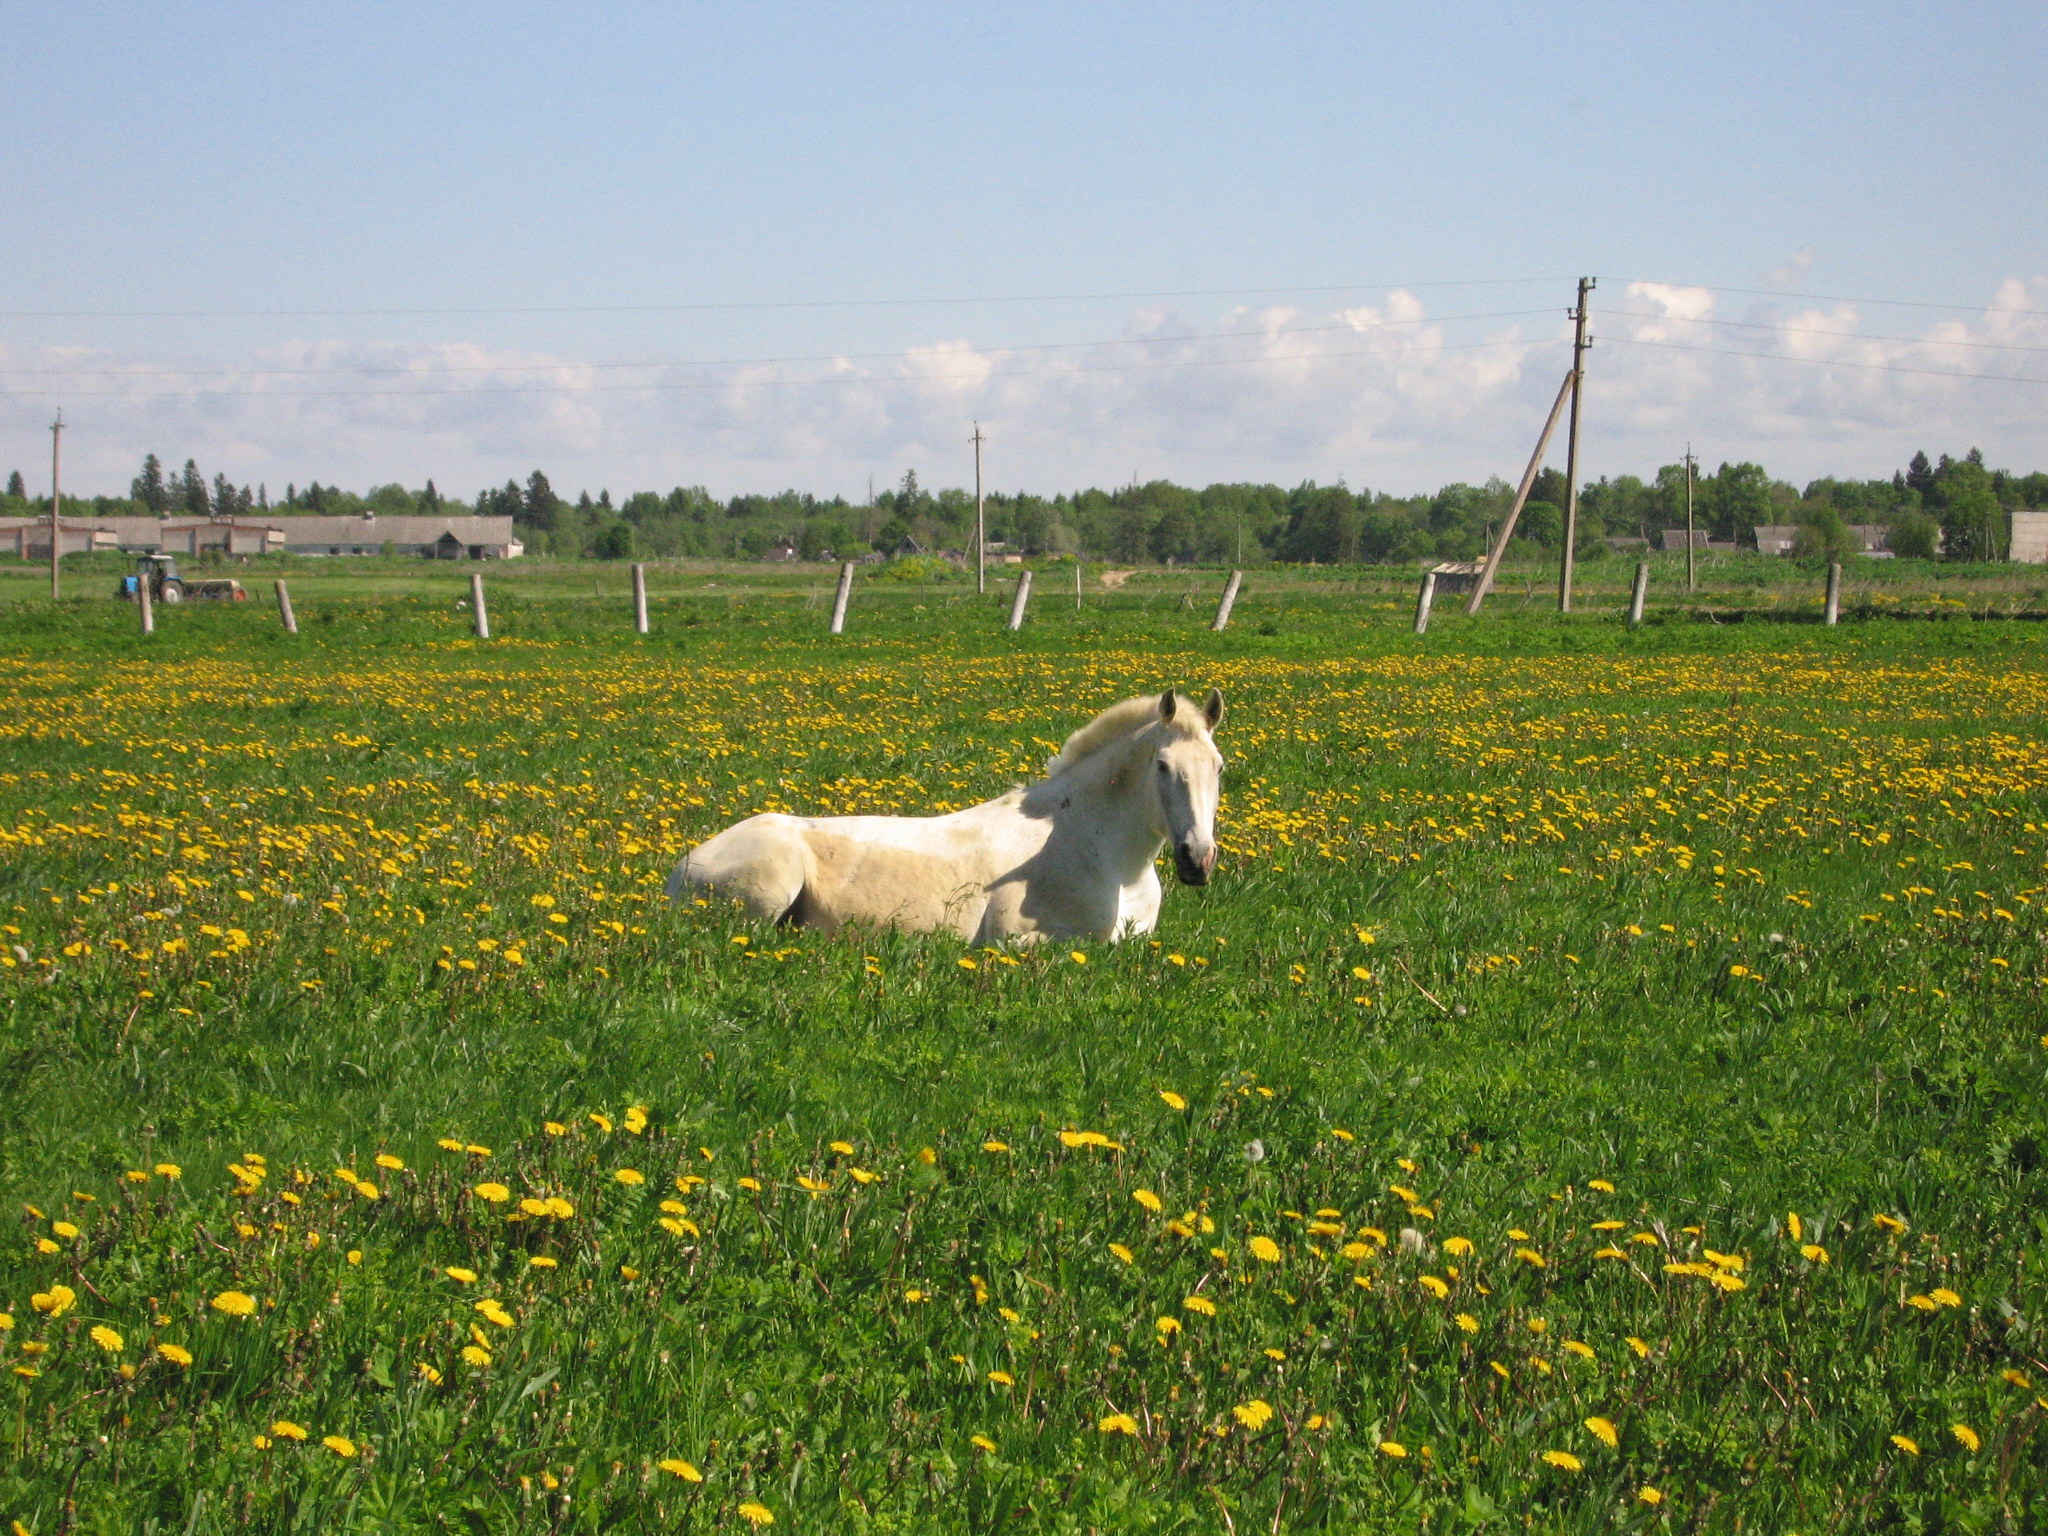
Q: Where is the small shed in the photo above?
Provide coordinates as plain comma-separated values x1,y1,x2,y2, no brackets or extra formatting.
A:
1426,561,1486,594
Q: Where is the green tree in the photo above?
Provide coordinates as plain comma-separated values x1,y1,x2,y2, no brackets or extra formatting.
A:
1791,504,1858,563
1887,510,1939,559
180,459,209,519
7,470,27,501
1516,501,1562,547
525,471,561,532
592,521,635,560
131,455,168,514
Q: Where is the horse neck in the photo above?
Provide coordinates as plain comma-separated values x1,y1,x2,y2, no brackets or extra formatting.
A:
1056,727,1165,873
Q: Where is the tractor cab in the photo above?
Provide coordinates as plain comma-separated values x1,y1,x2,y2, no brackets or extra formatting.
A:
118,553,187,604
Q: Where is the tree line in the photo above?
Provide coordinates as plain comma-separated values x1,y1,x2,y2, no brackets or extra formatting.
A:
4,448,2043,565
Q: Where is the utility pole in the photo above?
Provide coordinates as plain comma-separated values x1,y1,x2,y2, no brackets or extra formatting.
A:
971,423,986,595
1558,277,1595,612
49,411,63,601
1684,445,1697,593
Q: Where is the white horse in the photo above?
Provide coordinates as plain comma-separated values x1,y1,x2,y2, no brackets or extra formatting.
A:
667,690,1225,942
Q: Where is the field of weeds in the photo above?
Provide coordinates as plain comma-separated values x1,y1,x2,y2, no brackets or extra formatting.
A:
1,591,2044,1533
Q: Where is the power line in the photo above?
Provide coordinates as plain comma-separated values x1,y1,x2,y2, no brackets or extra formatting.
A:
0,306,1562,381
0,275,1569,322
1616,279,2048,318
1597,333,2048,386
1599,308,2048,355
0,335,1566,401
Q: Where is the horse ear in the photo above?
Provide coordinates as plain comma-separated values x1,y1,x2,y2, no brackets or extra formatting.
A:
1204,689,1226,731
1158,690,1177,722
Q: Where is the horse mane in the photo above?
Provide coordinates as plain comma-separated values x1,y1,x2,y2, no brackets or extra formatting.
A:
1044,695,1193,778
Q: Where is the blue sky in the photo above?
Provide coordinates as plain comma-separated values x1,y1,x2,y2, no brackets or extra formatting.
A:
4,2,2045,500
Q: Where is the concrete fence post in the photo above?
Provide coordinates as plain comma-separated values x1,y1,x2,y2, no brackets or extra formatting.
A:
275,580,298,634
1007,570,1033,631
632,563,649,634
1824,562,1842,627
1412,570,1438,634
470,572,490,640
137,574,154,637
1628,561,1649,628
1211,570,1244,632
829,561,855,634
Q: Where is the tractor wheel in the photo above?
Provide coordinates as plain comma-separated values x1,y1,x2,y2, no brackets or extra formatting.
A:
158,580,185,604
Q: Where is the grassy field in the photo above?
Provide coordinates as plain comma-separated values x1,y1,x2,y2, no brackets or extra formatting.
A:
1,578,2044,1533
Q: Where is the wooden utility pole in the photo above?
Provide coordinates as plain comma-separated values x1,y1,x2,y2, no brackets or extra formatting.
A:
49,411,63,602
1466,369,1577,616
1684,447,1697,592
1558,277,1595,612
971,423,987,596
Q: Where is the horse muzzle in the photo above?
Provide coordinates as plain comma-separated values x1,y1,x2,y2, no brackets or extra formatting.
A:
1174,842,1216,886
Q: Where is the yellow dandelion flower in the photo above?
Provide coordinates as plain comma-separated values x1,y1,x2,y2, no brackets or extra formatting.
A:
154,1162,182,1179
270,1420,308,1440
322,1435,358,1458
90,1326,124,1353
987,1370,1014,1386
1455,1313,1479,1334
1068,951,1087,964
474,1299,515,1328
1378,1440,1407,1458
1585,1416,1618,1449
209,1291,255,1317
1133,1189,1164,1214
1248,1236,1282,1264
659,1458,703,1481
1158,1090,1187,1111
737,1502,775,1527
1952,1423,1981,1454
437,1138,465,1152
1183,1296,1217,1316
1638,1486,1664,1505
1626,1336,1651,1358
1442,1236,1473,1257
461,1345,492,1367
416,1362,442,1384
1588,1179,1616,1193
1232,1399,1274,1431
1930,1288,1961,1308
1418,1275,1450,1299
2000,1369,2032,1388
1097,1413,1138,1436
1542,1450,1582,1472
1107,1242,1135,1265
374,1154,404,1171
1890,1434,1920,1455
970,1434,996,1454
444,1267,477,1284
51,1220,80,1240
1906,1294,1938,1312
1801,1243,1830,1264
528,1256,557,1268
544,1121,567,1136
613,1168,645,1186
473,1182,511,1203
981,1140,1010,1153
158,1343,193,1366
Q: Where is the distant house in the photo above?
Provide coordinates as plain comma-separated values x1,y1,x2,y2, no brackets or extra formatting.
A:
2011,511,2048,564
1753,524,1911,559
1657,528,1736,552
1,511,522,560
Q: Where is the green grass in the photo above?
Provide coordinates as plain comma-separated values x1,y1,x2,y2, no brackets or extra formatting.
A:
1,589,2044,1533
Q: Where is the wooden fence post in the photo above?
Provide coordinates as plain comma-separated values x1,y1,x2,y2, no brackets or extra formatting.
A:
137,573,154,637
470,572,490,640
1824,562,1841,626
1210,570,1243,632
275,580,298,634
632,563,649,634
829,561,855,634
1412,570,1438,634
1007,571,1033,631
1628,561,1649,628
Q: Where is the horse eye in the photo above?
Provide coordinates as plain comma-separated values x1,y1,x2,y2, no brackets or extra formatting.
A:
1156,760,1168,771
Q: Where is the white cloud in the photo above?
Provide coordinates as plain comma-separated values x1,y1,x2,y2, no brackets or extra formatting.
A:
1765,246,1817,289
5,279,2047,499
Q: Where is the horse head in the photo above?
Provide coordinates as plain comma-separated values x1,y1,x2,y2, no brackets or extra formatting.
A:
1152,689,1226,885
